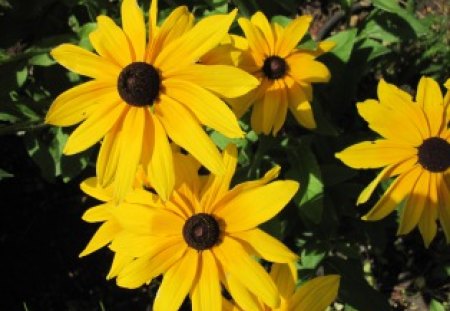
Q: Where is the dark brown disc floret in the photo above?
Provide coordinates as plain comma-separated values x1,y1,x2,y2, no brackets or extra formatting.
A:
417,137,450,172
182,213,220,251
117,62,160,106
262,55,287,80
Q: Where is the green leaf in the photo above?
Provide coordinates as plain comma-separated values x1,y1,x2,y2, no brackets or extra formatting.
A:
327,28,358,63
0,168,13,180
287,137,324,224
29,53,55,67
300,248,326,269
271,15,291,27
430,300,445,311
372,0,426,34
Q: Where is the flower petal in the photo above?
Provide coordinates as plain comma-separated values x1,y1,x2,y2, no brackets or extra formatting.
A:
191,250,221,311
222,273,261,311
251,12,274,53
156,95,225,175
438,174,450,242
270,262,297,300
216,180,299,232
201,145,237,213
96,121,123,187
362,165,422,221
46,81,117,126
148,208,185,236
251,81,279,135
416,76,445,136
82,202,114,222
287,53,331,83
114,107,145,202
79,220,121,257
276,15,312,57
111,202,155,235
51,44,120,80
397,169,429,235
155,10,237,72
147,114,175,201
121,0,146,61
167,64,258,98
233,229,297,263
290,275,340,311
107,252,134,280
273,81,288,135
163,79,243,138
90,16,133,67
213,236,280,308
63,100,125,155
117,239,187,289
285,77,316,129
418,172,438,247
238,17,270,57
153,248,198,311
357,99,424,145
336,140,416,169
80,177,112,202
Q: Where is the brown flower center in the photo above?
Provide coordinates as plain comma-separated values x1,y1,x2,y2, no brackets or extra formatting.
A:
417,137,450,172
182,213,220,251
117,62,160,106
262,56,287,80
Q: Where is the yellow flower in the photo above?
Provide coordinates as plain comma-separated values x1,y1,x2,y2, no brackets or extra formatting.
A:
46,0,259,202
104,145,299,310
206,12,334,135
223,262,340,311
336,77,450,247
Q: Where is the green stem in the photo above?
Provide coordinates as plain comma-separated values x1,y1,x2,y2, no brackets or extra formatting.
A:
0,121,48,136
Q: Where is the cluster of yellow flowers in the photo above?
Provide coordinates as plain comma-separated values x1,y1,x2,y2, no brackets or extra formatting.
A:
44,0,449,310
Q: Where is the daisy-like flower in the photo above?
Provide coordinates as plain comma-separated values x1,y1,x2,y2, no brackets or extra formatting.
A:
336,77,450,247
104,145,299,310
223,262,340,311
46,0,259,202
206,12,334,135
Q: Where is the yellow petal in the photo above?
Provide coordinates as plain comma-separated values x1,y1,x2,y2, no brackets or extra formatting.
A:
418,172,438,247
416,76,445,136
232,229,297,263
201,145,237,213
153,248,198,311
148,208,185,236
110,232,180,258
155,10,237,72
117,239,186,289
173,152,201,195
357,99,424,145
287,53,331,83
163,79,243,138
63,100,125,155
82,202,113,222
96,121,123,187
213,236,280,308
191,250,221,311
107,252,134,280
80,177,112,202
79,220,121,257
397,169,429,235
147,114,175,201
238,17,270,57
149,0,158,42
90,16,133,67
46,81,117,126
290,275,340,311
251,81,279,135
273,81,288,135
156,95,225,175
251,12,274,53
147,6,192,62
363,165,422,221
121,0,146,61
51,44,120,80
335,140,416,169
215,180,299,232
276,15,312,57
222,273,261,311
286,77,316,129
438,173,450,242
270,262,297,300
377,79,430,139
125,188,160,207
114,108,145,202
167,64,258,98
111,202,155,235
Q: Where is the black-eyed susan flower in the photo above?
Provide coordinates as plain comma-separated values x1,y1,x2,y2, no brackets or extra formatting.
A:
101,145,299,310
336,77,450,247
46,0,259,202
205,12,334,135
223,262,340,311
